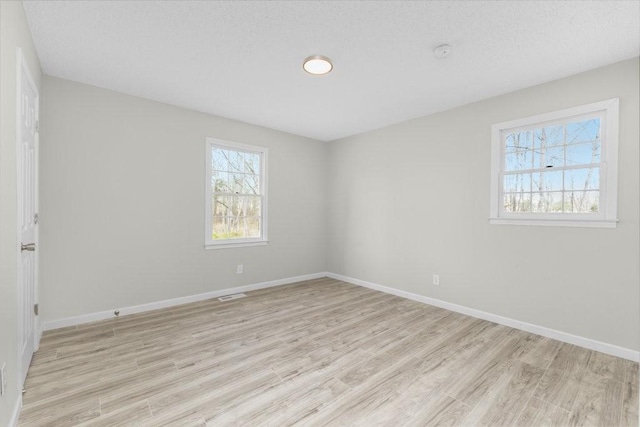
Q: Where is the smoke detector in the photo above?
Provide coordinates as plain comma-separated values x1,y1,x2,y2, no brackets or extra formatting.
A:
434,44,452,59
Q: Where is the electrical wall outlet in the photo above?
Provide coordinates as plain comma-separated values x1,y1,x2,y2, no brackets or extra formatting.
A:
237,264,243,274
432,274,440,286
0,362,6,396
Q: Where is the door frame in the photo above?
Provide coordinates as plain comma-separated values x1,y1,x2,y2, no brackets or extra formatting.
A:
16,47,40,390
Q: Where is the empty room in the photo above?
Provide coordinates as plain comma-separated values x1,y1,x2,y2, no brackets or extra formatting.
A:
1,1,639,426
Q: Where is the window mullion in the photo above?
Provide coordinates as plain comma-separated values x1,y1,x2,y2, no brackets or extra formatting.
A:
503,162,602,175
562,123,567,212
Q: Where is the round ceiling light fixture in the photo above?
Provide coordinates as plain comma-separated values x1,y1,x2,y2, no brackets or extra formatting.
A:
303,55,333,75
433,44,452,59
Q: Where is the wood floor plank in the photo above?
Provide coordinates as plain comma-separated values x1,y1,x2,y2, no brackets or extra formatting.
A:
78,400,153,427
533,343,593,411
21,360,176,422
568,370,624,427
404,392,472,427
515,397,572,426
23,358,139,405
19,396,101,426
19,278,638,427
409,320,508,394
517,332,563,370
586,349,632,383
444,335,520,406
145,369,282,426
103,339,285,415
302,356,430,426
206,376,350,426
461,360,546,426
622,381,639,427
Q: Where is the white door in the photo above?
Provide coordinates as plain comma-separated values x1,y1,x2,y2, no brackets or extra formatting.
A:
17,48,39,385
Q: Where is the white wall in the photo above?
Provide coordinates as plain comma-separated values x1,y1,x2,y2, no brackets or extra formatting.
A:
0,2,42,425
40,76,328,322
327,58,640,352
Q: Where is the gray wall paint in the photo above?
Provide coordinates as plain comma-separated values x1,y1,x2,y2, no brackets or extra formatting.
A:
35,57,640,354
0,2,42,424
327,58,640,351
40,76,328,321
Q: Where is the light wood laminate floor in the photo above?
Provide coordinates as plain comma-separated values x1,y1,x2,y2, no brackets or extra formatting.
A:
20,278,639,426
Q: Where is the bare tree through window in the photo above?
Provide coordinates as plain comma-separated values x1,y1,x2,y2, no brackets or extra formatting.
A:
502,117,600,214
211,146,263,240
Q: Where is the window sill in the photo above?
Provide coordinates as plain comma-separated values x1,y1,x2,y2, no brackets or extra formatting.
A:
489,217,618,228
205,240,269,250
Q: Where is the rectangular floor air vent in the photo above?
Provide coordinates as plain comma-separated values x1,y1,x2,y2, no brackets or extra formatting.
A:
218,293,247,302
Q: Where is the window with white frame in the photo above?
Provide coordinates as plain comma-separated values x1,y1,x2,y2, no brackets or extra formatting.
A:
489,98,619,228
205,138,267,248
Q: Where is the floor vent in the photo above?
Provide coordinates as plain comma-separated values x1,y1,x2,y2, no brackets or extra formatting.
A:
218,293,247,302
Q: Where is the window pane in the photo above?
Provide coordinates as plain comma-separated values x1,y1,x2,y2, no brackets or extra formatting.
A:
505,130,533,171
243,174,260,195
229,173,244,194
211,149,262,196
565,167,599,191
244,153,260,174
532,170,563,192
504,173,531,193
566,118,600,144
229,151,244,172
215,216,261,239
212,171,229,193
534,125,563,148
503,193,531,213
212,216,238,239
222,196,260,219
566,190,599,213
505,147,533,171
241,196,261,218
212,148,231,172
211,197,262,240
213,216,245,239
534,146,564,169
228,195,242,216
505,130,533,150
531,192,563,213
242,217,261,238
213,196,231,217
566,141,600,166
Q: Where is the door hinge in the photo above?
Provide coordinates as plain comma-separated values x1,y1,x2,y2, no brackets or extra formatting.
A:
35,121,40,132
34,213,39,224
34,304,39,316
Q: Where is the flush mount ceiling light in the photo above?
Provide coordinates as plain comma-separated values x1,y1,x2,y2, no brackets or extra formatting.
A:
303,55,333,75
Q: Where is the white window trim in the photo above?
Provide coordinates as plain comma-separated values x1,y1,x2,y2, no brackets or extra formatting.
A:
205,137,268,249
489,98,619,228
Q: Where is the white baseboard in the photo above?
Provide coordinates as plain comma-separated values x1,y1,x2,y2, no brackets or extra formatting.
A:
9,394,22,427
40,270,639,362
42,273,325,331
326,272,640,362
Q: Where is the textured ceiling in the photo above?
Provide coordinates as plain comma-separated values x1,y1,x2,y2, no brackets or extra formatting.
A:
23,1,640,141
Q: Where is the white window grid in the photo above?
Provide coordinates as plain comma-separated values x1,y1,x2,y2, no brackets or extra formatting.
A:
489,98,619,228
205,138,268,248
499,111,605,216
